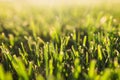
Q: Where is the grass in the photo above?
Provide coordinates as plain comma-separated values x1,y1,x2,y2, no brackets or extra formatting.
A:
0,2,120,80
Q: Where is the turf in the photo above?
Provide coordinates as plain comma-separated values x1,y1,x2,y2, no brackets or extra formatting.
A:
0,2,120,80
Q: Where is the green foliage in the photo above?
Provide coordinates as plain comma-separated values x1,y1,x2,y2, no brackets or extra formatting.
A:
0,2,120,80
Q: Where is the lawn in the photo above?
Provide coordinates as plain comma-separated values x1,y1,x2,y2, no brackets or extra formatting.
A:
0,1,120,80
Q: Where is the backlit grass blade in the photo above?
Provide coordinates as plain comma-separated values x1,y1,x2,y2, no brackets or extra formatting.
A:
88,60,96,80
98,45,102,60
0,64,4,80
44,43,49,77
20,42,28,65
12,55,29,80
101,69,111,80
73,58,81,79
30,19,37,40
83,36,87,47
